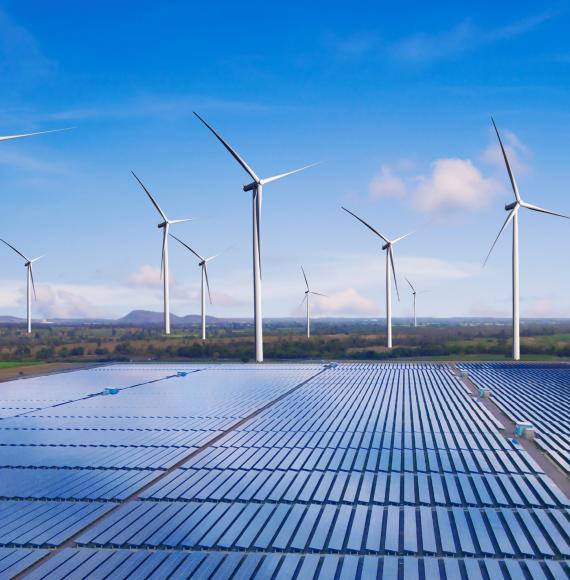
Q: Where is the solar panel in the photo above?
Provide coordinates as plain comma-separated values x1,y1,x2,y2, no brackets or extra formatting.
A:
0,362,568,578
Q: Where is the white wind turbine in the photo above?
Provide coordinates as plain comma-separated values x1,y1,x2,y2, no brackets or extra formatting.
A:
405,278,418,327
194,112,318,362
484,118,569,361
300,266,326,339
132,172,192,335
342,207,413,348
1,240,43,333
170,234,220,341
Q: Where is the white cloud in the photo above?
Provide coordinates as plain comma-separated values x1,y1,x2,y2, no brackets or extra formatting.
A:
128,265,162,288
369,165,407,199
398,255,476,281
482,128,530,177
35,285,103,319
310,288,378,317
411,158,502,213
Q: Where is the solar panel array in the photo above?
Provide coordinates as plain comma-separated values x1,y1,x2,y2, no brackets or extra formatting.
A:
459,363,570,473
0,362,568,579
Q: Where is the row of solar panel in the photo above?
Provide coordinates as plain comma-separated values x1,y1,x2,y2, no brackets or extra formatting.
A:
217,425,515,451
74,500,570,558
25,547,570,580
0,427,224,447
142,468,567,508
183,439,543,475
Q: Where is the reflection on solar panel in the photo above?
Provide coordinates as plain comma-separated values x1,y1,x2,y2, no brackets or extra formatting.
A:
0,362,568,578
459,363,570,473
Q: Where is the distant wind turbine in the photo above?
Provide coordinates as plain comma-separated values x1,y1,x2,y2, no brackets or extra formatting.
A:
483,118,569,361
131,172,192,335
194,111,319,362
170,234,220,341
300,266,326,339
0,127,72,142
405,278,418,327
342,207,413,348
1,240,43,333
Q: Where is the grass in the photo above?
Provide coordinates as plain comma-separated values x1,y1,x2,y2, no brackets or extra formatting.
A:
0,360,40,368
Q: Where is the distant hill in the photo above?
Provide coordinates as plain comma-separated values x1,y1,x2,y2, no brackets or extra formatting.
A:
0,315,25,324
118,310,220,325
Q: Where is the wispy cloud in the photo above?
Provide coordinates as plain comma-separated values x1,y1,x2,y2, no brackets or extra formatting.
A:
0,9,56,83
392,11,556,63
44,94,285,123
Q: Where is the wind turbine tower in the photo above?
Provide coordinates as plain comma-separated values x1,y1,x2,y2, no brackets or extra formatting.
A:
484,119,569,361
342,207,413,348
132,172,192,335
194,112,318,362
1,240,43,333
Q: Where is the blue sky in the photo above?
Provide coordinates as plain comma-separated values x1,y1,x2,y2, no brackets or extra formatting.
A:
0,1,569,319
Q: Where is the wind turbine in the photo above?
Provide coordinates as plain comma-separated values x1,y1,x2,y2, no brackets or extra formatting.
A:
483,118,569,361
0,127,72,142
131,172,192,335
170,234,219,341
194,112,318,362
0,240,43,333
342,207,413,348
300,266,326,339
405,278,418,327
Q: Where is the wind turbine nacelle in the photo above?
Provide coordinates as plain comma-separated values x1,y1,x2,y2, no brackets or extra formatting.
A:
505,201,518,211
243,182,257,192
382,243,389,251
157,222,167,229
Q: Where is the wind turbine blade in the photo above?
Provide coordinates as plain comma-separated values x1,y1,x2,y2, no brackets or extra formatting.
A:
29,265,37,301
298,294,307,310
30,255,45,263
491,118,521,202
204,253,220,263
521,202,570,220
341,207,390,244
260,162,320,186
301,266,309,291
169,218,193,225
391,231,414,245
0,239,29,262
131,171,168,222
389,247,400,301
193,112,259,183
483,208,516,267
169,234,205,262
0,127,73,142
204,265,213,305
405,277,416,293
310,292,327,297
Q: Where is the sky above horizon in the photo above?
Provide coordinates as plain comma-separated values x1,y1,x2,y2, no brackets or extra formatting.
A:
0,1,569,320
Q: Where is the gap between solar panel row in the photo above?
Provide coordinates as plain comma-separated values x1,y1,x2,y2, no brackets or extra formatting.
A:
16,547,570,580
73,500,570,560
